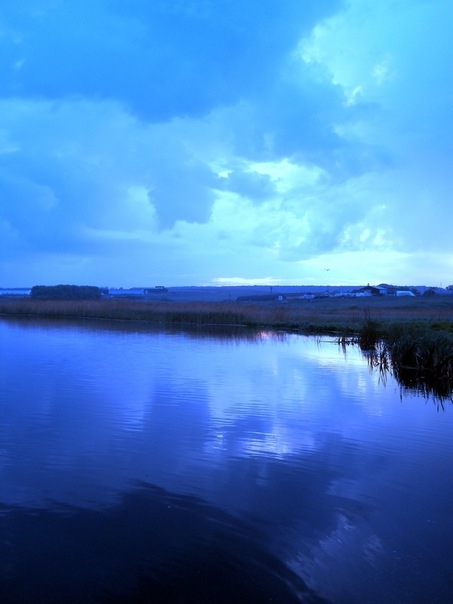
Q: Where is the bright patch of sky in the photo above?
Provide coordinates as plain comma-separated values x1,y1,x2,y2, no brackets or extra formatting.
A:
1,0,452,287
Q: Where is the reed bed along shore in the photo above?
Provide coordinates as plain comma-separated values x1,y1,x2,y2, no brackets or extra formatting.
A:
361,327,453,402
382,324,453,380
0,298,281,328
1,295,453,331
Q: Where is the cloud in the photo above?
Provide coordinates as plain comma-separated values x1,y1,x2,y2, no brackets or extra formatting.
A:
0,0,350,278
216,166,274,202
293,0,453,270
0,0,341,120
0,98,220,255
1,0,452,286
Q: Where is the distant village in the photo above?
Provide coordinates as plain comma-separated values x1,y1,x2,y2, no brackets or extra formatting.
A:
1,283,452,302
234,284,453,302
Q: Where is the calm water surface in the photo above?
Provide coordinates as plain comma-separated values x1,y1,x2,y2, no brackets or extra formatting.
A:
1,318,452,603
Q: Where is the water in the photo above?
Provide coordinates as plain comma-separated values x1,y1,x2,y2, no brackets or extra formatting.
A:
1,318,452,603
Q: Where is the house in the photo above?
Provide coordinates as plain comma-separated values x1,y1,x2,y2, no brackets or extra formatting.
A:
376,284,398,295
352,285,381,297
375,286,389,296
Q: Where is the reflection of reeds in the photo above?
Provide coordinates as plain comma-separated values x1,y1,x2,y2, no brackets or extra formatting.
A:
394,366,453,409
364,343,391,382
384,324,453,379
359,322,453,404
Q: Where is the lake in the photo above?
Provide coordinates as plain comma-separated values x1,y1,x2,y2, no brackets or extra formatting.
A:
1,317,452,603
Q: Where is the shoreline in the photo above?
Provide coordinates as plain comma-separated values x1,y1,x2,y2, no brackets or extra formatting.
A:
2,296,453,397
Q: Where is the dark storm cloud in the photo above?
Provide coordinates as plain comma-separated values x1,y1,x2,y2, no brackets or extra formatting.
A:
0,0,346,254
148,157,219,227
0,0,341,121
0,98,219,253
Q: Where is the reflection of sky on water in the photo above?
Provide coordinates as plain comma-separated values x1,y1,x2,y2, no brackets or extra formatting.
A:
0,318,449,506
1,319,453,602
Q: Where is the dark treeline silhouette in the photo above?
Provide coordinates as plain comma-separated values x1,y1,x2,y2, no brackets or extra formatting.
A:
30,285,102,300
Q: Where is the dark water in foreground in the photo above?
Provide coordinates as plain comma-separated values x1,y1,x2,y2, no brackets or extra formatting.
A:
1,318,453,603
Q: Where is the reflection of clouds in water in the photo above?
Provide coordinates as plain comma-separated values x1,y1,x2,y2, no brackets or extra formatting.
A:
0,375,211,509
0,325,443,505
2,323,152,429
202,339,398,466
0,325,157,507
205,424,319,461
291,512,385,602
0,324,394,511
297,339,393,419
243,428,317,459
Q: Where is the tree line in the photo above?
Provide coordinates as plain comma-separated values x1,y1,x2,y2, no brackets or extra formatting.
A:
30,285,102,300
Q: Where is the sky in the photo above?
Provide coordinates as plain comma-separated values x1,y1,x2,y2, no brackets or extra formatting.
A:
1,0,452,288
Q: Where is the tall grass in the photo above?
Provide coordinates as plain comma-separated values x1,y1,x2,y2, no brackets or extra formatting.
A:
383,324,453,380
358,315,453,401
358,307,379,350
1,297,452,340
356,308,453,378
0,298,295,328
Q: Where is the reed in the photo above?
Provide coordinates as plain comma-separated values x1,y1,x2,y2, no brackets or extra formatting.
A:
354,307,453,377
357,319,453,402
1,298,451,339
358,307,380,350
363,338,453,404
382,323,453,380
0,298,286,328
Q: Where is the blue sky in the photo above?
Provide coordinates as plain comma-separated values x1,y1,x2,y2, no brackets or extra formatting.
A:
1,0,452,287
